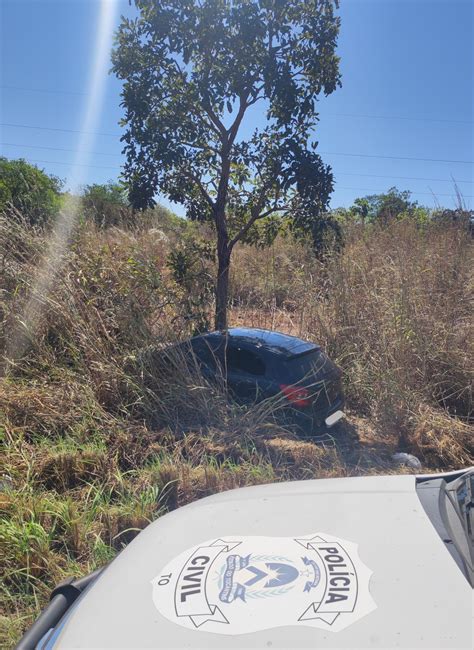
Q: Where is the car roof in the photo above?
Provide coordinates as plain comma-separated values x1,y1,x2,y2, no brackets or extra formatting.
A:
201,327,319,357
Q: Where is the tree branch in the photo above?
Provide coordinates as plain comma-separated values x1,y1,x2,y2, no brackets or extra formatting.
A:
228,202,287,250
227,93,249,144
182,141,219,154
259,204,288,219
186,100,222,138
184,170,215,210
202,94,228,142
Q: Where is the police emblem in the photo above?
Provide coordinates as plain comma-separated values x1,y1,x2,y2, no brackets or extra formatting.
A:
151,533,376,634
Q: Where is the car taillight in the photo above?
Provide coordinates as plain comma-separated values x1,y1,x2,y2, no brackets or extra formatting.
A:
279,384,311,407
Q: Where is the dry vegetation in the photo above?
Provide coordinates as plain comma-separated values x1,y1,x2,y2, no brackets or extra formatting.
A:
0,209,472,645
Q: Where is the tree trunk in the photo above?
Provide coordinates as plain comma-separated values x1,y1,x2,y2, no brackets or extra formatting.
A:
214,145,232,331
215,233,231,331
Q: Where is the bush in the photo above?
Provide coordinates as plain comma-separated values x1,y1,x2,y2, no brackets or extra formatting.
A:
81,182,132,228
0,158,62,226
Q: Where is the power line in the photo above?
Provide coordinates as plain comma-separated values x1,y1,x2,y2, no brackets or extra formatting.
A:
3,141,473,184
0,84,87,96
338,171,473,184
0,122,119,138
19,158,119,171
2,85,472,125
12,157,474,199
336,184,473,199
319,150,474,165
324,111,473,125
1,142,121,158
2,123,473,165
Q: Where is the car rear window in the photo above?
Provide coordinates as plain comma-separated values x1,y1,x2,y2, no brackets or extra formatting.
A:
283,350,334,382
226,347,265,376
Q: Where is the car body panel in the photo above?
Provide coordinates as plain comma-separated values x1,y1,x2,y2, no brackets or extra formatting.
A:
51,475,472,649
184,329,345,431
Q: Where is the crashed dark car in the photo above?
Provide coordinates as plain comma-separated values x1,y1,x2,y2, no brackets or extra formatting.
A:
162,327,344,435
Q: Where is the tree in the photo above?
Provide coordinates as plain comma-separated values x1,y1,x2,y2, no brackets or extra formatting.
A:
113,0,341,329
0,157,62,226
81,182,131,227
349,187,419,225
432,207,473,232
349,197,370,223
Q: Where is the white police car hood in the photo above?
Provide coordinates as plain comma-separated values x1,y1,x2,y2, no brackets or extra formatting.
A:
50,474,472,649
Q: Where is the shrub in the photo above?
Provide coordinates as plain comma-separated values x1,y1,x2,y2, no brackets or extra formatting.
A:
0,158,62,227
80,182,132,228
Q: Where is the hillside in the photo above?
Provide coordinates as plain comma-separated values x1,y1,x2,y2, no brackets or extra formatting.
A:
0,210,473,645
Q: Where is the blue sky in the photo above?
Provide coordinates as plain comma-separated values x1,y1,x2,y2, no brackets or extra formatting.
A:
1,0,473,214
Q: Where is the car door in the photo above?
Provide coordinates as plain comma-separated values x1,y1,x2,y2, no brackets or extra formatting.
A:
190,337,223,382
224,344,266,403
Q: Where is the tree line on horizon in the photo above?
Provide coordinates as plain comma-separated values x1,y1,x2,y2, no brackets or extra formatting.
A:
1,155,469,230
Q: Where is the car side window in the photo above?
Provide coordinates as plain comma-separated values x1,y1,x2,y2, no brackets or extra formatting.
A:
191,339,222,370
226,346,265,376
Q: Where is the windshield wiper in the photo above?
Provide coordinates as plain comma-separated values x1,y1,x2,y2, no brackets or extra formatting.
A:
446,470,474,546
417,468,474,586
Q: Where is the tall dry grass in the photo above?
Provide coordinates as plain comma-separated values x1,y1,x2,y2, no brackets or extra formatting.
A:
0,209,473,643
232,221,473,465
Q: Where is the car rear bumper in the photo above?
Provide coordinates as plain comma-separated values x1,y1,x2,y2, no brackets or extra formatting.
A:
313,395,345,426
287,395,345,434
